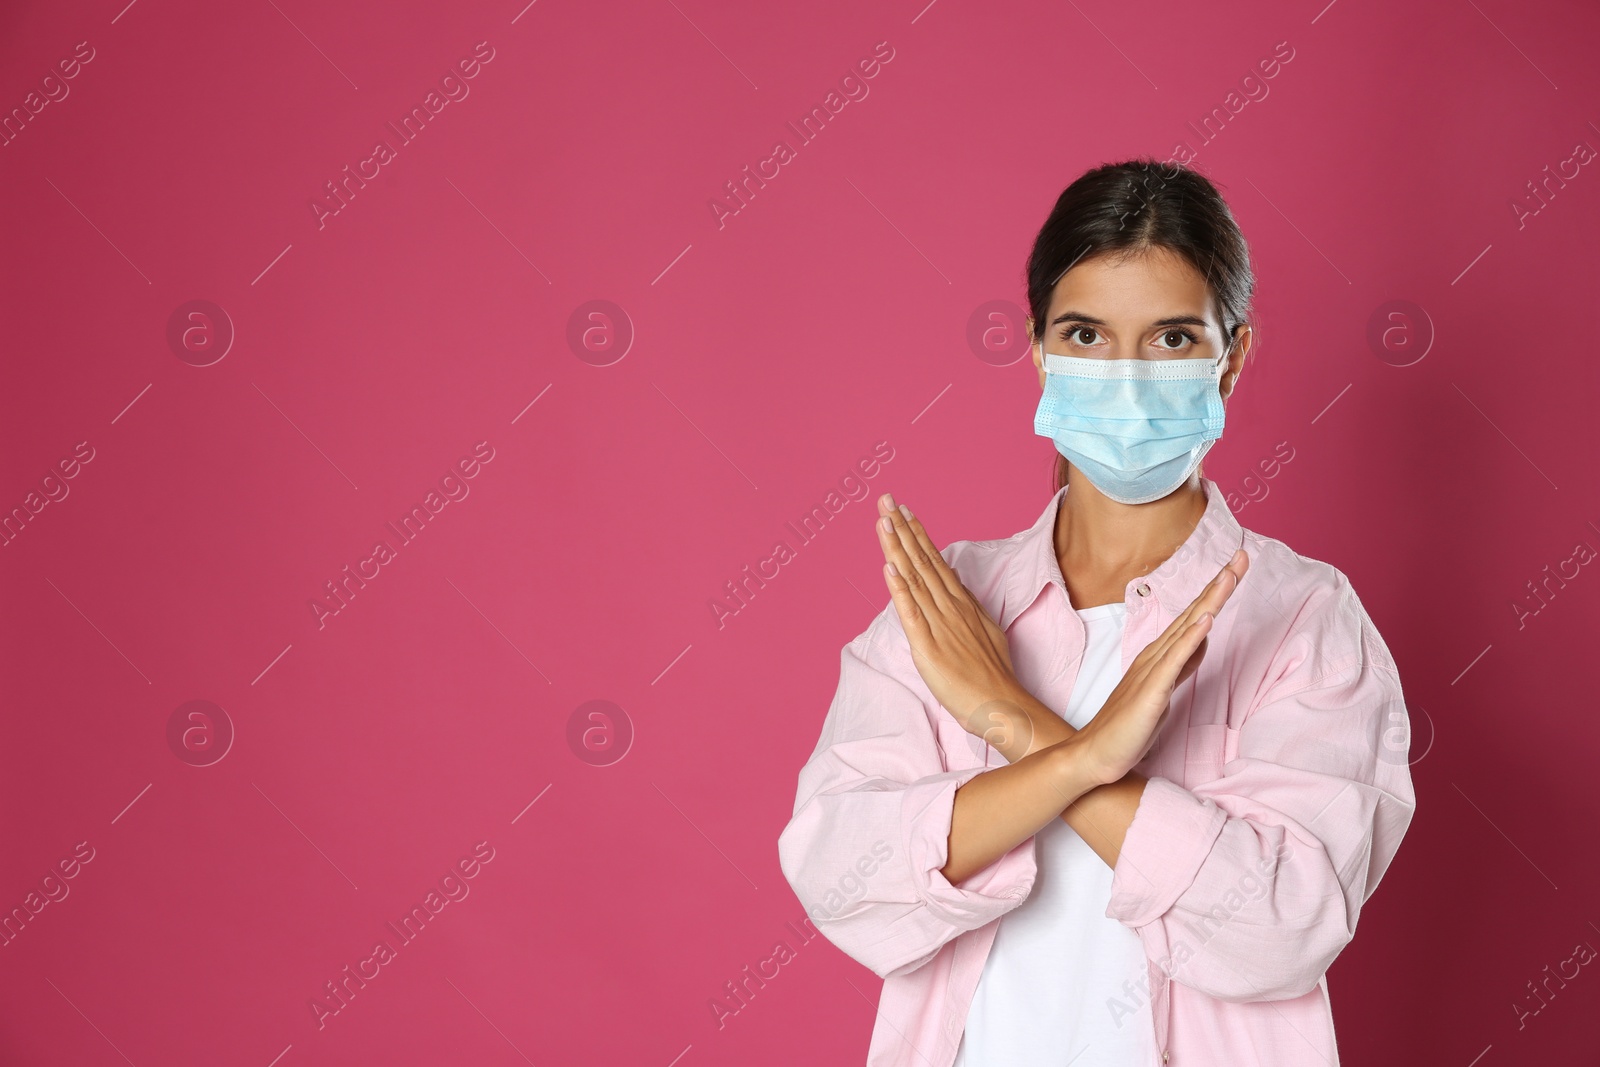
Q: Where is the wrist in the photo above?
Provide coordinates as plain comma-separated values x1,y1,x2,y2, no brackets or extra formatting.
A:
968,686,1075,763
1045,732,1113,801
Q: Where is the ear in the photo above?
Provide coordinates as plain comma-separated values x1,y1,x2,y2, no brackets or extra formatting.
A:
1221,324,1252,400
1026,317,1046,380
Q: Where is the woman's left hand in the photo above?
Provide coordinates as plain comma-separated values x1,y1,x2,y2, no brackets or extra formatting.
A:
875,493,1026,736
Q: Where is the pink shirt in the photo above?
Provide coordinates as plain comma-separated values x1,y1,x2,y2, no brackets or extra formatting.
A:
777,476,1417,1066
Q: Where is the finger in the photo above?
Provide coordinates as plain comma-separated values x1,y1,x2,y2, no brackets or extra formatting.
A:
1196,549,1248,613
1125,552,1246,682
1132,595,1218,682
1133,590,1212,672
877,511,928,603
880,556,932,642
877,496,958,612
1148,612,1214,689
1153,550,1247,650
880,496,955,603
888,499,966,601
878,513,948,642
881,558,966,711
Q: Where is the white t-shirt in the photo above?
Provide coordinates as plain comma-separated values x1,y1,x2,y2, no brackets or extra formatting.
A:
953,601,1157,1067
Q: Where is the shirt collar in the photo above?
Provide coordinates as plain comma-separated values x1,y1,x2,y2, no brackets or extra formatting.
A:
998,475,1246,630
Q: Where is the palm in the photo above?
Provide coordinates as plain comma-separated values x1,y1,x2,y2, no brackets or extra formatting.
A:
1074,549,1249,784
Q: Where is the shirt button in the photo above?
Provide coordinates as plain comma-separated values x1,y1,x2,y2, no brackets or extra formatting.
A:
1136,583,1150,597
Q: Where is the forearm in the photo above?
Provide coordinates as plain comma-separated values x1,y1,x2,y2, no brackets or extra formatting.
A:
941,733,1102,885
1062,771,1146,869
977,687,1147,870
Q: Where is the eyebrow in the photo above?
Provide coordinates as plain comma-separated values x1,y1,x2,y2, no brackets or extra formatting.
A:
1049,310,1212,329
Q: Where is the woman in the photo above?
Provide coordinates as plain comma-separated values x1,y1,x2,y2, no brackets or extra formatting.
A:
777,159,1416,1067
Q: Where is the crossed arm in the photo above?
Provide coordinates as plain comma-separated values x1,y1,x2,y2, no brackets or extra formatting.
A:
779,498,1416,995
939,695,1150,883
870,492,1247,887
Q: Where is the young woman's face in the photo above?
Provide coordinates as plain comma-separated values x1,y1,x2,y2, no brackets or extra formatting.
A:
1031,245,1251,401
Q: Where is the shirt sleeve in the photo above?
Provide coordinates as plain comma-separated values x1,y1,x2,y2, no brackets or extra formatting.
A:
1105,576,1418,1003
777,606,1038,980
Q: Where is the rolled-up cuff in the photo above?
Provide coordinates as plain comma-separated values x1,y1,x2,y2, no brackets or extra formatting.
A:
1106,775,1227,928
901,768,1038,930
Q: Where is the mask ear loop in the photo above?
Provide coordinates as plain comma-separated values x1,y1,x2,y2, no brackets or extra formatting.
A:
1217,325,1246,385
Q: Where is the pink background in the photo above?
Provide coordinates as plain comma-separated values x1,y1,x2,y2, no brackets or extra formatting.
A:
3,0,1599,1063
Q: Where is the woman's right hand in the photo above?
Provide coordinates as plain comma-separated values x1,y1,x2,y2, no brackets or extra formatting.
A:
1071,548,1250,786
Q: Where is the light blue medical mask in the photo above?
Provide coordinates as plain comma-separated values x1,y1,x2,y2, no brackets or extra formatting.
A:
1032,340,1228,505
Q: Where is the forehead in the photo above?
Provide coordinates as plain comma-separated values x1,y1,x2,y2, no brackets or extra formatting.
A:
1047,246,1218,322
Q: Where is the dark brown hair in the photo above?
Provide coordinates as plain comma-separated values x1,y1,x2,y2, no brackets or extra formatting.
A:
1025,158,1256,492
